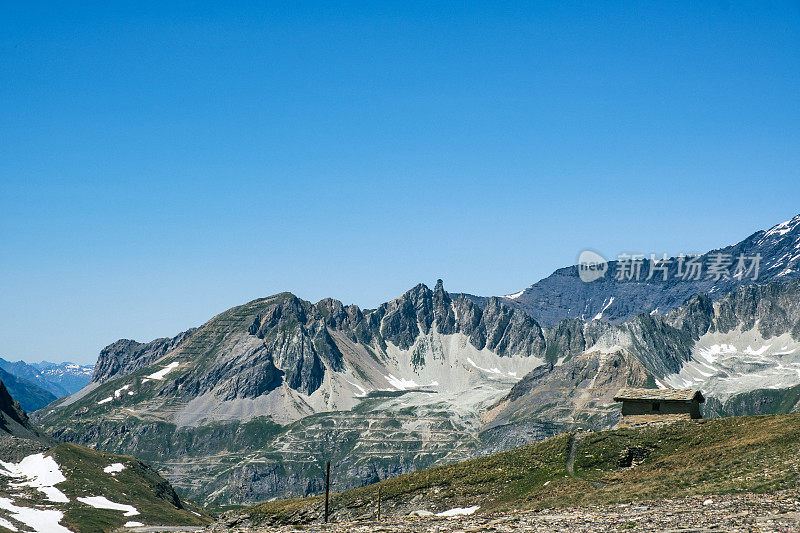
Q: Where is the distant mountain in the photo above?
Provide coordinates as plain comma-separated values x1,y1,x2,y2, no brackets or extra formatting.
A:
0,359,94,397
34,361,95,394
0,369,57,412
497,214,800,327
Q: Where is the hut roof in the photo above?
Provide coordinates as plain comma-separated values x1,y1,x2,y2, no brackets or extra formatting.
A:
613,387,705,403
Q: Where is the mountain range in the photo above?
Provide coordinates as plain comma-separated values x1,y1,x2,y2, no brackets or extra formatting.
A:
0,360,94,398
33,214,800,507
0,360,94,413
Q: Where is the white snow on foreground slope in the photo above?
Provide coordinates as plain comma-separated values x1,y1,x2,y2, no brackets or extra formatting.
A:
0,453,143,532
0,516,17,531
436,505,480,517
104,462,125,474
0,498,70,533
0,454,68,503
77,496,139,516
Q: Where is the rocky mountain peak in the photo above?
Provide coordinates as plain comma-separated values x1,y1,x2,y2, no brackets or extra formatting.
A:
500,213,800,327
312,297,364,330
91,330,193,384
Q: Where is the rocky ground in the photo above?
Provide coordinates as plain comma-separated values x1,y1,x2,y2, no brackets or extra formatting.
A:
208,491,800,532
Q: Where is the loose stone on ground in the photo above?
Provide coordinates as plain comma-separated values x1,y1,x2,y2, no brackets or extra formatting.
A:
207,490,800,532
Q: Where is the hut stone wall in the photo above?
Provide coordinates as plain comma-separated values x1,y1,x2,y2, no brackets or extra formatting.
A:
620,399,702,419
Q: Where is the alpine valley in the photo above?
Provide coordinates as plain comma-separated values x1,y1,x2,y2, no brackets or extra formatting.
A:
33,214,800,508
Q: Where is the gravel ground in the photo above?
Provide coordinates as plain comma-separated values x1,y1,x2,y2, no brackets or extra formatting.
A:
208,491,800,532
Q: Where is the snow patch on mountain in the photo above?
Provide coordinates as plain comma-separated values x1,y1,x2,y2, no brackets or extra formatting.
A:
0,498,71,533
593,297,615,320
697,343,737,364
664,329,800,400
77,496,139,516
104,463,125,474
384,375,420,390
143,361,180,381
466,358,503,375
760,215,800,241
0,453,69,503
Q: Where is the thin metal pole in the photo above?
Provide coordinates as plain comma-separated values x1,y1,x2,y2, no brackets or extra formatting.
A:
324,460,330,523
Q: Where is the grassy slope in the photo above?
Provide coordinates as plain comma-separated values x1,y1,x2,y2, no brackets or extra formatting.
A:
0,443,211,533
53,443,212,533
248,413,800,524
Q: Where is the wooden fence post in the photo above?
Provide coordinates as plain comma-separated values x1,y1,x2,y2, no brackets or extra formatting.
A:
324,460,331,523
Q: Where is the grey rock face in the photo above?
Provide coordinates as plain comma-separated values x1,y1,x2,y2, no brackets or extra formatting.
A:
483,350,652,437
711,281,800,339
703,384,800,418
649,279,800,375
433,279,456,335
85,281,554,406
480,297,546,356
91,329,194,384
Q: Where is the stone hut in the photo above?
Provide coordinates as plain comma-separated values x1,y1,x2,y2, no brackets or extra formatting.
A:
614,387,704,427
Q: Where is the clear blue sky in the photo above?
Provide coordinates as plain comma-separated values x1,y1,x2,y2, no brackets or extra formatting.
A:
1,2,799,364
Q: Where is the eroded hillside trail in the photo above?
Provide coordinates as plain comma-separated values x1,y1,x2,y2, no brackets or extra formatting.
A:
567,432,606,488
566,433,579,476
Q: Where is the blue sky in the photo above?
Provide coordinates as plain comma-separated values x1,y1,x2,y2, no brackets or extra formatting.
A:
1,2,799,363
